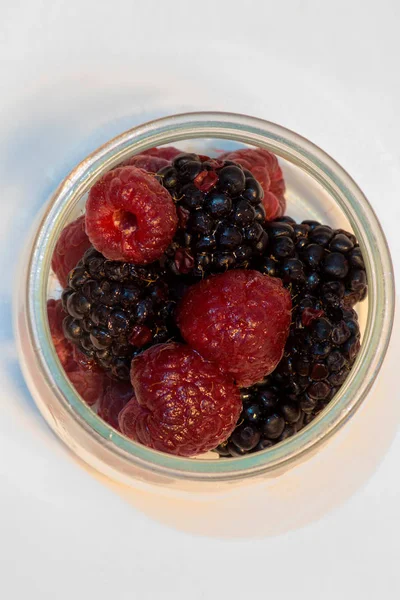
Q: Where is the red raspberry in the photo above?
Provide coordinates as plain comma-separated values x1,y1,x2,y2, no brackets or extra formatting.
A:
119,343,242,456
85,166,178,264
51,216,91,287
117,146,181,173
140,146,182,161
47,299,75,370
120,155,170,173
52,337,75,372
98,380,134,430
47,298,66,346
47,299,105,405
66,352,105,406
177,270,292,387
70,345,106,406
220,148,286,220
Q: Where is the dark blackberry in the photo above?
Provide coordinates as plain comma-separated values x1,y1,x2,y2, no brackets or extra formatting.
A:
253,217,367,307
243,402,264,425
62,248,178,380
231,423,261,452
262,414,286,439
273,299,361,410
157,153,267,277
215,297,361,457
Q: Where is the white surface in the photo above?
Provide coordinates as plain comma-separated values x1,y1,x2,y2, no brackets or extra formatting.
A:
0,1,399,598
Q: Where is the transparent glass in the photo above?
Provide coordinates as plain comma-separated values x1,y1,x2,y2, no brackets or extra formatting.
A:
15,112,395,491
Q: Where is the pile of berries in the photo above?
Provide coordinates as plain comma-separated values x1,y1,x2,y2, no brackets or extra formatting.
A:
48,144,367,458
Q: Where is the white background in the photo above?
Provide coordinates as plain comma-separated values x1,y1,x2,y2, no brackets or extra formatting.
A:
1,1,399,598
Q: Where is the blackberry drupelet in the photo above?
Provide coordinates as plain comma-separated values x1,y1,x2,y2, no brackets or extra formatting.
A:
216,296,361,457
157,153,268,277
61,247,178,380
253,217,367,307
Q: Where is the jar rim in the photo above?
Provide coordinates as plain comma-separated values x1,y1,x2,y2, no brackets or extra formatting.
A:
20,111,395,480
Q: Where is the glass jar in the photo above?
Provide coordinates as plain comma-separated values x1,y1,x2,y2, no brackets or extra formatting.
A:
15,112,395,493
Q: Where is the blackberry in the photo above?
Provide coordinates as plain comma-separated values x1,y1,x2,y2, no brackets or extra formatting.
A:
253,217,367,307
216,298,361,457
62,248,178,380
273,299,360,408
157,153,267,277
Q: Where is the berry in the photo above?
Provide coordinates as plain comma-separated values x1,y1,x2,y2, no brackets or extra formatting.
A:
258,388,278,412
253,217,367,307
120,154,170,173
51,216,91,287
47,299,105,405
302,244,324,268
218,165,246,195
86,166,178,264
243,402,264,424
309,225,334,246
47,298,68,346
219,148,286,220
323,252,349,279
62,248,178,380
280,401,302,424
140,146,182,161
119,343,242,456
215,296,361,457
273,300,361,411
66,347,106,406
302,220,321,230
98,380,134,430
177,270,292,387
206,192,232,217
47,299,76,371
348,247,365,269
157,154,268,277
262,414,285,439
347,268,367,291
118,146,182,172
272,236,295,258
230,423,261,452
329,233,354,253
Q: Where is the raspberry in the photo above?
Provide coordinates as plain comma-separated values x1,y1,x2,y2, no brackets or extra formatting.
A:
98,380,134,429
47,299,75,370
66,348,105,406
140,146,182,161
120,155,170,173
54,337,76,372
47,300,105,405
177,270,292,387
117,146,181,173
47,298,67,346
119,343,242,456
220,148,286,220
51,216,91,287
85,166,178,264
